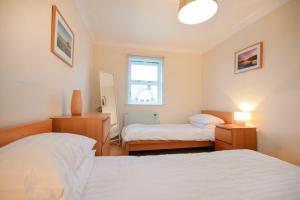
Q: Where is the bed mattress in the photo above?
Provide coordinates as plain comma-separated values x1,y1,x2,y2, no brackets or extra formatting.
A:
81,150,300,200
121,124,215,142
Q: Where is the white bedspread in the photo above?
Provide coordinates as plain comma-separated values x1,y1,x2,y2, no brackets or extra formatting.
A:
121,124,214,142
81,150,300,200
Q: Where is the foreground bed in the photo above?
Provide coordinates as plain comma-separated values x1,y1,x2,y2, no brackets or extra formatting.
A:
1,120,300,200
83,150,300,200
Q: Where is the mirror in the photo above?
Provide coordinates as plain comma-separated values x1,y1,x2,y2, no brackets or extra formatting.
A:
99,72,119,143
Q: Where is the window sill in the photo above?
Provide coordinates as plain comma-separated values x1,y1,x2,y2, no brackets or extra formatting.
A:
125,103,165,106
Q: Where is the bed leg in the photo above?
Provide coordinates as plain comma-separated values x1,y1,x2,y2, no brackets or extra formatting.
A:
122,143,129,155
123,149,129,156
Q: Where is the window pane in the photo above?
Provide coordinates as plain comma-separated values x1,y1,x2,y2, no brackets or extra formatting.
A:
128,56,163,105
130,85,158,104
131,64,158,81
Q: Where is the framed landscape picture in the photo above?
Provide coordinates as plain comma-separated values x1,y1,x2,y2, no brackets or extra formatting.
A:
51,5,74,67
235,42,263,74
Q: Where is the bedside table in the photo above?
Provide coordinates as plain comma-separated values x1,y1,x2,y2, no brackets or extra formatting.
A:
215,124,257,151
52,113,111,156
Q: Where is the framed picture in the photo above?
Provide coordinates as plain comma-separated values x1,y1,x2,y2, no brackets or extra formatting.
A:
51,5,74,67
235,42,263,74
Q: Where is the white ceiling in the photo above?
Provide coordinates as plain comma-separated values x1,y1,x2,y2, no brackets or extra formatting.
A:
75,0,289,54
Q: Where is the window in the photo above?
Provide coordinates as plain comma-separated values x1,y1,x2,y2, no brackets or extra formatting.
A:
127,56,163,105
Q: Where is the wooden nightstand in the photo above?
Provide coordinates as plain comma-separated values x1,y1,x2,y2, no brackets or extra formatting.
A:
215,124,257,151
52,113,111,156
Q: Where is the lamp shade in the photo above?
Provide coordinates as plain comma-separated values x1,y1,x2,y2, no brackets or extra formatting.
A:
71,90,82,116
234,112,251,121
178,0,218,25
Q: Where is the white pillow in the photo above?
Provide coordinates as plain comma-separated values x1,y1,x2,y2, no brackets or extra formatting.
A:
189,114,224,126
191,122,216,129
0,133,96,200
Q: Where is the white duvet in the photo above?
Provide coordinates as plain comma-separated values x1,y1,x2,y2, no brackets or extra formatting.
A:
121,124,215,142
81,150,300,200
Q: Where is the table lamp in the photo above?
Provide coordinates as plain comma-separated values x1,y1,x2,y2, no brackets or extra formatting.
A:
234,112,251,126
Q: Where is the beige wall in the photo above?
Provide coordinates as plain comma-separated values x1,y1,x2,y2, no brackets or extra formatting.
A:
0,0,93,127
202,0,300,166
92,45,202,127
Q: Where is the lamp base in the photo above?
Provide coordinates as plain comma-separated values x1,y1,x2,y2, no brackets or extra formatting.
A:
234,120,246,127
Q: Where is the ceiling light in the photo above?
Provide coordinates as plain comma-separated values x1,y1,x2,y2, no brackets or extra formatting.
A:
178,0,218,25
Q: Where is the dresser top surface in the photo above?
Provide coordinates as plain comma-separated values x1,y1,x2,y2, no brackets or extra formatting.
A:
51,113,110,120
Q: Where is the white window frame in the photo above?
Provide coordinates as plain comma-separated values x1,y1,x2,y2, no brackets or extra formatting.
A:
127,55,164,105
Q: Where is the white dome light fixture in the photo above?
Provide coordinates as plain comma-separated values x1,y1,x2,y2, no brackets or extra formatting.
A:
178,0,218,25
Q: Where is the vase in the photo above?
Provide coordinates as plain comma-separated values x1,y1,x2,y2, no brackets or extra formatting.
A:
71,90,82,116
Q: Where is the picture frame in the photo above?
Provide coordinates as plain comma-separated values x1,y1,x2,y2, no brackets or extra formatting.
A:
51,5,74,67
234,42,263,74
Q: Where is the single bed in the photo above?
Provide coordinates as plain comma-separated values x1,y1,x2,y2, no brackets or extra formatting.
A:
122,110,233,155
1,120,300,200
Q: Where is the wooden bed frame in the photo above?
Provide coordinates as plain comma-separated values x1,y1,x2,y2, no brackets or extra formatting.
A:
122,110,233,155
0,120,53,148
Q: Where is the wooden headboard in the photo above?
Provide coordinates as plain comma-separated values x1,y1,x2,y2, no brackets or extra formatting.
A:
201,110,233,124
0,120,52,148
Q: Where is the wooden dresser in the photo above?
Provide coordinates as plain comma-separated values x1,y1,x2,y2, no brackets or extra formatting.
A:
52,113,110,156
215,124,257,151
